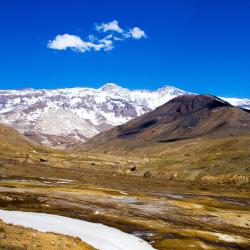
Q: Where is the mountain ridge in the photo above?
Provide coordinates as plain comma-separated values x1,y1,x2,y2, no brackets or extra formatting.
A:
84,94,250,152
0,83,249,147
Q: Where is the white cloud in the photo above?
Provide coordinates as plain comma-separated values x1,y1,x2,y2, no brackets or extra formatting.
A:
48,34,91,52
96,20,147,40
96,20,123,33
98,36,114,51
47,34,113,52
47,20,147,53
129,27,147,39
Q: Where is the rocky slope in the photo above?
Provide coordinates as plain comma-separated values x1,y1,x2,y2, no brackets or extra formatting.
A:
0,84,188,147
0,83,249,147
84,94,250,151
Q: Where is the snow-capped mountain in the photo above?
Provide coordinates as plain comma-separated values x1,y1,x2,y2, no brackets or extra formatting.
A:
0,83,249,148
220,97,250,110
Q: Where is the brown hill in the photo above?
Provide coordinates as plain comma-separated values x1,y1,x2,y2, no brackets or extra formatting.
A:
84,95,250,151
0,123,38,153
0,123,56,161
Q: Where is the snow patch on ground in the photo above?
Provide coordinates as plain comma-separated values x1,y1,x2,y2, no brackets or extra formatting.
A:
0,209,155,250
212,232,245,243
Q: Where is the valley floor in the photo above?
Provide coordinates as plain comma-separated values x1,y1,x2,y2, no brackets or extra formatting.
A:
0,162,249,250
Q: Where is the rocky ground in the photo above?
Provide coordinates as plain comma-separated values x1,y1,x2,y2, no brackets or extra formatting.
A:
0,132,250,250
0,168,249,250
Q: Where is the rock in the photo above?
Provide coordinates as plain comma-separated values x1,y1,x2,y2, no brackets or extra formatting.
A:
170,173,178,180
39,158,48,163
130,166,136,171
24,154,30,162
143,171,152,178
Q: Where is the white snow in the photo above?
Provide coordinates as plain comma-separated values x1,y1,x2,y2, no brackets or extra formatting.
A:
222,97,250,109
212,232,245,243
0,209,155,250
38,108,99,137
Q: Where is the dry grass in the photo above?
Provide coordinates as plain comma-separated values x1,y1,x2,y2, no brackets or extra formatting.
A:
1,122,250,189
82,134,250,188
0,220,95,250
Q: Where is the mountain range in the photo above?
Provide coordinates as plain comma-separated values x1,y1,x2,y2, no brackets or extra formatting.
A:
0,83,249,148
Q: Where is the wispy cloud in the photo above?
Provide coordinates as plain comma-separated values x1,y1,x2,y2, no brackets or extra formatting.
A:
48,20,147,53
129,27,147,39
96,20,123,33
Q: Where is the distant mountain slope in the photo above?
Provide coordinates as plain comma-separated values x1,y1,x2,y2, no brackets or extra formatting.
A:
84,95,250,151
0,123,39,155
0,84,188,147
222,97,250,110
0,83,249,148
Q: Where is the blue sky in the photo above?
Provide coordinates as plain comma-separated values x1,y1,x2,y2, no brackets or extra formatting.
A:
0,0,250,98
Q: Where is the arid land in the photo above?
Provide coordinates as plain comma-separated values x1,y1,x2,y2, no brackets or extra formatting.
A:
0,134,250,250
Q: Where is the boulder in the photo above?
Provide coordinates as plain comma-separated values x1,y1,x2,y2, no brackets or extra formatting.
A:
143,171,152,178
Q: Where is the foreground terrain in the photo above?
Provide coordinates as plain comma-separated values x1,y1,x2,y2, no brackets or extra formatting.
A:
0,161,250,249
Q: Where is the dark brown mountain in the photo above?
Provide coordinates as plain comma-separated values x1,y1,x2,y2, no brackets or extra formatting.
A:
84,94,250,151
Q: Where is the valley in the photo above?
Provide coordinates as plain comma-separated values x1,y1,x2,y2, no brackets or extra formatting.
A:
0,170,249,250
0,94,250,249
0,132,250,249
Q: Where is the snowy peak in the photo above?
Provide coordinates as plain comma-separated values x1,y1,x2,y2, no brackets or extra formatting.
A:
156,85,186,94
155,85,189,99
221,97,250,110
99,83,130,97
100,83,124,91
